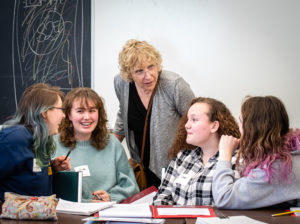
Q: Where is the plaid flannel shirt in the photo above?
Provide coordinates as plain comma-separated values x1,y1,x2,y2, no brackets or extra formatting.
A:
152,147,238,205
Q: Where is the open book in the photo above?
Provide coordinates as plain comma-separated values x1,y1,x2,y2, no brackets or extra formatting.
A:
56,199,116,216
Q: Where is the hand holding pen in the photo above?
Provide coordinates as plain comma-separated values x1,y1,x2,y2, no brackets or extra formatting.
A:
64,149,72,161
92,190,110,202
52,150,72,171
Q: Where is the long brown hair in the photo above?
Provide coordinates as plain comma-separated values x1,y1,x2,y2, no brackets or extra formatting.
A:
59,87,109,150
237,96,291,181
168,97,240,158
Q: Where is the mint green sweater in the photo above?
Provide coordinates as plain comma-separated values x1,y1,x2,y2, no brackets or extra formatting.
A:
54,134,139,202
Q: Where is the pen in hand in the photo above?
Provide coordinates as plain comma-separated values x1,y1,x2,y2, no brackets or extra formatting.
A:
64,149,72,161
58,150,71,168
96,194,103,201
93,192,103,201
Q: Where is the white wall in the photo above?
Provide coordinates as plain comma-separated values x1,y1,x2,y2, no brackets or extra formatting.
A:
93,0,300,129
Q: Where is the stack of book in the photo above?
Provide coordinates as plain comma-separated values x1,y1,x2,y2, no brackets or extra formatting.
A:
83,186,216,223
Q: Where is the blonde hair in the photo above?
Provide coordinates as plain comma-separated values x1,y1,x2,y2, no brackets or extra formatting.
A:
118,39,162,82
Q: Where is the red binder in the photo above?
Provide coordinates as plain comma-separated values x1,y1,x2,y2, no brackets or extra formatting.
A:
150,205,216,218
120,185,157,204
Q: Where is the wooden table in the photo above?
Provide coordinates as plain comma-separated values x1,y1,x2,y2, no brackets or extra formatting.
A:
0,207,299,223
185,207,300,224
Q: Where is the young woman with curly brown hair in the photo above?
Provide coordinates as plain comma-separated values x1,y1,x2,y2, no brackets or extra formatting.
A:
54,87,139,202
153,97,240,205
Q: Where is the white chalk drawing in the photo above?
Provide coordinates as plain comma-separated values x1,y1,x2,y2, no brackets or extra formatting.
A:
11,0,89,108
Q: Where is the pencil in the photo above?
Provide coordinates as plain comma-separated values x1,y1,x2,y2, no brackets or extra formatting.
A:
272,209,300,217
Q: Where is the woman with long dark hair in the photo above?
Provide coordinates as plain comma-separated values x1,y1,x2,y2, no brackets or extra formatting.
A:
213,96,300,209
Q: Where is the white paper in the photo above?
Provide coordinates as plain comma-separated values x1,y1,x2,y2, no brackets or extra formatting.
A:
33,158,42,172
290,207,300,216
56,199,116,215
131,191,157,205
196,216,267,224
98,203,152,218
74,165,90,176
83,216,165,223
157,207,210,216
174,173,192,186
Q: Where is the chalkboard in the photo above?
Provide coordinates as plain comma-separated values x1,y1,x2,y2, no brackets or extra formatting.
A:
0,0,91,124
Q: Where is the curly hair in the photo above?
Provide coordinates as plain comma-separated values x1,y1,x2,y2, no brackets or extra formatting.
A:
4,83,64,168
59,87,109,150
237,96,291,183
118,39,162,82
168,97,240,158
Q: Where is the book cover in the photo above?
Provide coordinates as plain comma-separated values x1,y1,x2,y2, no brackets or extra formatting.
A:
52,171,82,203
120,185,157,204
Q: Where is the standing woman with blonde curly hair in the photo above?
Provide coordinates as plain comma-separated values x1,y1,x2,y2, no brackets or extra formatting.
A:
54,87,139,203
213,96,300,209
113,39,195,189
153,97,240,205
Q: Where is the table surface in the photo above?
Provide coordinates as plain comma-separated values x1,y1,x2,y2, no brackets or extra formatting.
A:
0,207,299,224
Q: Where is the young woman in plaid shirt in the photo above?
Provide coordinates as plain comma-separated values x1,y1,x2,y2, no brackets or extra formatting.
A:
152,97,240,205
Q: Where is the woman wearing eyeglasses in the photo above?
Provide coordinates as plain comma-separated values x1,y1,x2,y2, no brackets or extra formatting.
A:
113,39,195,189
0,83,70,202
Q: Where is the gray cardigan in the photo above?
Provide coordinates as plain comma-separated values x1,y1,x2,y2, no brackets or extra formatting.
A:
113,70,195,178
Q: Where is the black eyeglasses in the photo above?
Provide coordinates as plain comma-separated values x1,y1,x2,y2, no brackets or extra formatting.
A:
51,107,65,112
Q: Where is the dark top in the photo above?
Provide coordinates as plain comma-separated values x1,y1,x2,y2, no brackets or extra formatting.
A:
128,82,160,187
128,82,151,167
0,125,52,201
